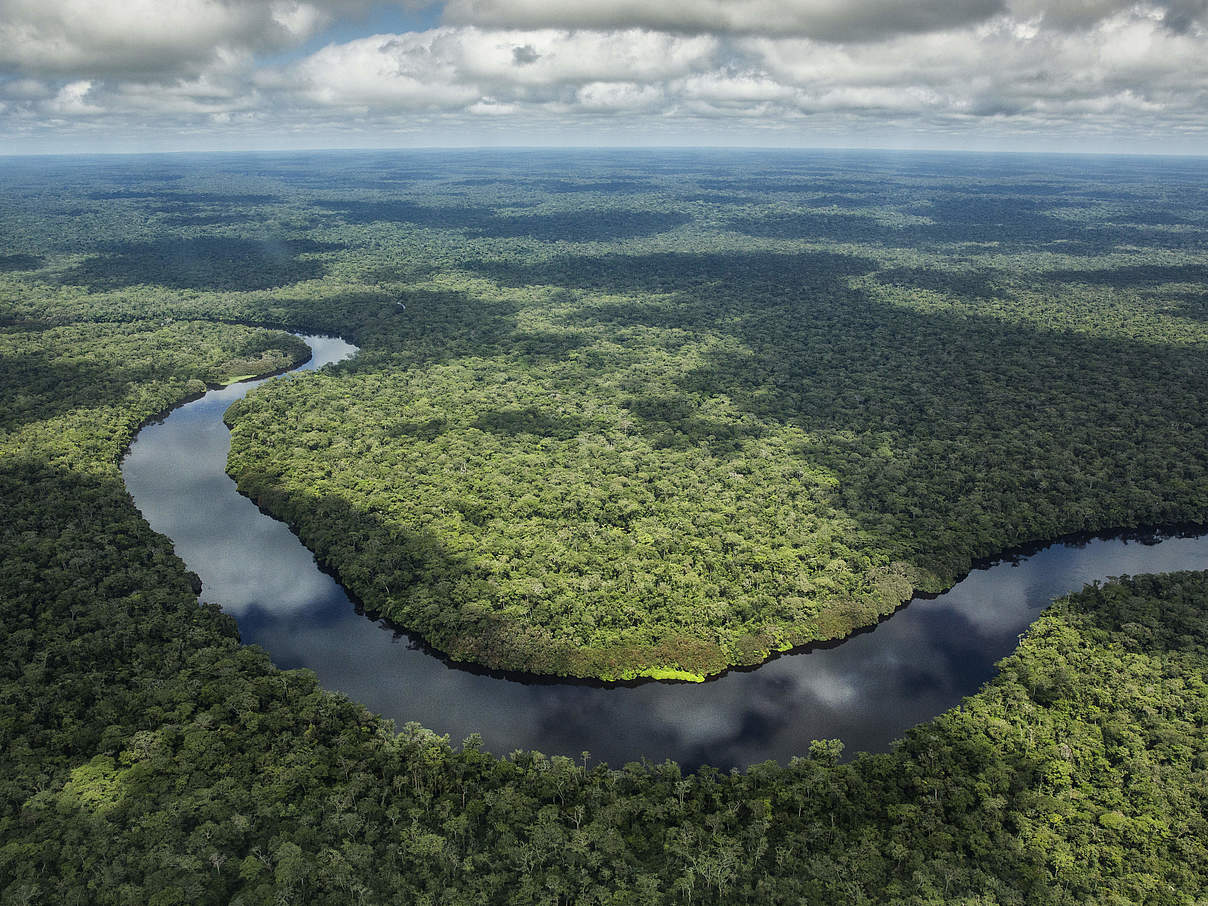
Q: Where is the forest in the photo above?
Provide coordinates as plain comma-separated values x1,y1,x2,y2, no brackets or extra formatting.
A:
1,149,1207,901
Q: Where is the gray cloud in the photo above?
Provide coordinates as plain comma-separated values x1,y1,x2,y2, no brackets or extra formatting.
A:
0,0,383,79
443,0,1208,39
442,0,1007,42
512,44,540,65
1161,0,1208,31
1,2,1206,153
1010,0,1208,30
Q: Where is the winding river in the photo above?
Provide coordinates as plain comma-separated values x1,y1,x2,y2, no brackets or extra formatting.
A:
122,334,1208,770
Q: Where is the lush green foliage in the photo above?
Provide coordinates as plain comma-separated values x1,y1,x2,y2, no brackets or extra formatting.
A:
4,393,1208,903
3,150,1208,902
4,152,1208,679
205,151,1208,678
0,320,307,464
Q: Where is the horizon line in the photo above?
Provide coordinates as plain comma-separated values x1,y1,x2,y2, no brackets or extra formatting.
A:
3,144,1208,162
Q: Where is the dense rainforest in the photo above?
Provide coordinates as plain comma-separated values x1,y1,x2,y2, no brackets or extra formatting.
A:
2,149,1208,901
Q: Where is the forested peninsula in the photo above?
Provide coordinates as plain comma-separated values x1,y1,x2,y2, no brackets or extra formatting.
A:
2,149,1208,902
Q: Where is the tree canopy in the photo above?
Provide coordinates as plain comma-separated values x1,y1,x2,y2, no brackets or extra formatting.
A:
2,149,1208,902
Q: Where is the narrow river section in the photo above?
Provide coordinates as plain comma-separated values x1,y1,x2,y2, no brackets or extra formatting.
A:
123,334,1208,770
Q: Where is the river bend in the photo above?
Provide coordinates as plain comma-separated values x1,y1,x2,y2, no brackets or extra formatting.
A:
121,334,1208,769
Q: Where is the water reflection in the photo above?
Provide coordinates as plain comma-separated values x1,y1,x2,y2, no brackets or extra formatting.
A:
122,335,1208,770
124,336,356,616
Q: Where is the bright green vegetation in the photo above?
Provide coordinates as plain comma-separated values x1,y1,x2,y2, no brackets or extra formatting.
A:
0,320,307,468
208,152,1208,679
3,150,1208,901
5,356,1208,904
4,152,1208,680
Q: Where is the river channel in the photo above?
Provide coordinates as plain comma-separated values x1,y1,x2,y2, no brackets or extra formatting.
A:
122,334,1208,769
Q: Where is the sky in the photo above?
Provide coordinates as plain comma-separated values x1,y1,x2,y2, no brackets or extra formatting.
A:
1,0,1207,155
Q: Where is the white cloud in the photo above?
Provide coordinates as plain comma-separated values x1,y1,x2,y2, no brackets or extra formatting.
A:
576,81,665,112
46,79,102,114
452,28,718,84
468,98,519,114
677,72,797,104
108,74,258,115
287,31,479,109
278,26,717,111
271,0,328,39
1,2,1207,151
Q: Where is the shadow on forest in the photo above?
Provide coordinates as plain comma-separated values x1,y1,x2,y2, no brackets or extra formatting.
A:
873,266,1007,299
87,191,277,206
961,181,1070,195
488,210,691,241
0,452,246,770
0,327,307,433
249,480,474,599
447,177,652,194
159,212,255,227
724,192,1208,252
0,455,216,639
1161,291,1208,323
1109,209,1196,226
470,247,1208,572
385,416,449,442
676,193,765,205
726,195,1098,247
360,262,441,284
233,477,494,658
805,194,888,207
86,190,170,200
534,179,651,194
0,254,45,272
472,249,878,298
59,238,336,291
1045,264,1208,287
81,191,281,228
696,177,890,193
504,330,591,363
322,287,521,372
727,212,910,243
473,407,586,440
1067,572,1208,656
0,345,146,432
623,392,765,453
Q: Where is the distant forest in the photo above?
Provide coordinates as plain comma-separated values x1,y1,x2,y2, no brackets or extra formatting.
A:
1,150,1207,902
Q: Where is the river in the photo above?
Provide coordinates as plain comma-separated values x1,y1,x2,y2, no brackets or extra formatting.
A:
121,334,1208,769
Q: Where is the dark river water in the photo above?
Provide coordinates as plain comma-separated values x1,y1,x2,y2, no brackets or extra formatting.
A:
122,334,1208,769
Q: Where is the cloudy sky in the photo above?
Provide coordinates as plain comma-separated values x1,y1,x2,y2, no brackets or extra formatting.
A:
2,0,1207,154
